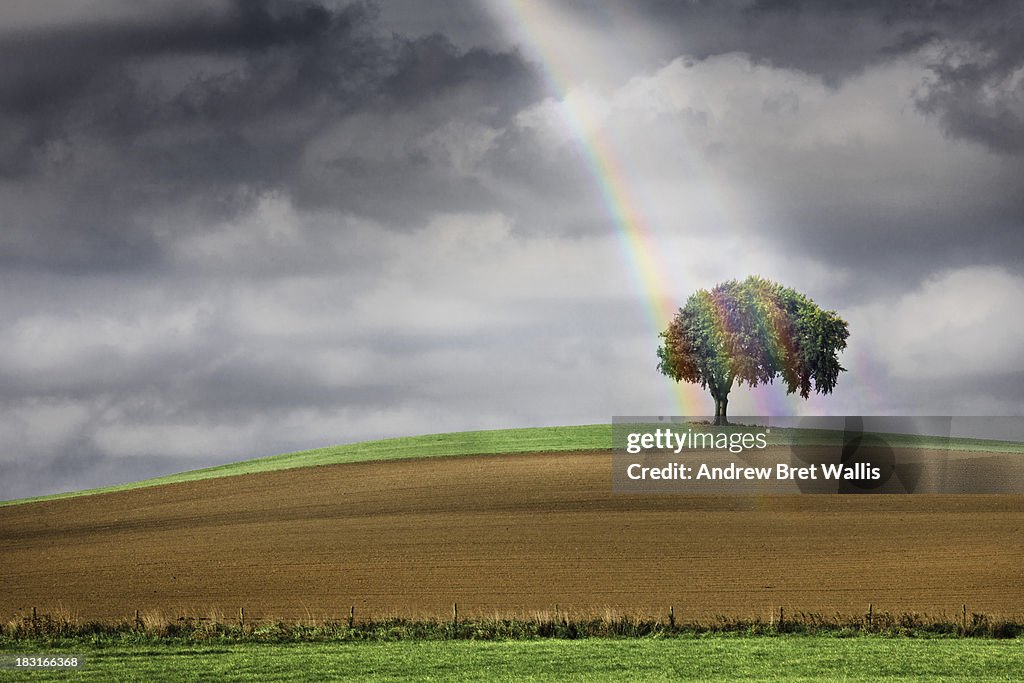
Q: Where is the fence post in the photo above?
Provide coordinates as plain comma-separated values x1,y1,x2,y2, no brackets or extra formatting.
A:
239,607,245,629
348,606,355,629
31,607,37,633
453,602,458,625
866,603,873,629
778,606,784,630
962,604,967,633
135,609,142,631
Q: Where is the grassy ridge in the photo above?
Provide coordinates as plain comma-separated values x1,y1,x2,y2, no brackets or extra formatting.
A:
3,423,1022,507
2,638,1022,682
0,425,612,507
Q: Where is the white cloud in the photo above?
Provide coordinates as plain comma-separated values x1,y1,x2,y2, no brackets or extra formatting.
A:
0,304,208,375
847,266,1024,380
513,50,1014,258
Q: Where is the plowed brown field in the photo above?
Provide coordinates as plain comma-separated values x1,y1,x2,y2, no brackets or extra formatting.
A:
2,449,1022,623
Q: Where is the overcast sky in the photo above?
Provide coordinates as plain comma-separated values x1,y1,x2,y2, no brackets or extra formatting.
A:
1,0,1022,500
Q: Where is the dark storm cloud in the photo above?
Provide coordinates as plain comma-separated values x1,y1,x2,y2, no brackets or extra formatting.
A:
468,0,1024,288
914,26,1024,155
545,0,1024,154
0,0,544,271
728,141,1024,292
749,1,1024,153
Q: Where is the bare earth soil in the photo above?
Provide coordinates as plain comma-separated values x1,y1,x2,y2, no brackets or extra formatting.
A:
1,449,1022,623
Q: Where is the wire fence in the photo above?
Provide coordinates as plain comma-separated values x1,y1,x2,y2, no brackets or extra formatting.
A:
4,603,1022,641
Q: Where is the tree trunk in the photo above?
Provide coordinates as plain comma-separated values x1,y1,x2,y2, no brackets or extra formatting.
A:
712,395,730,426
711,374,732,426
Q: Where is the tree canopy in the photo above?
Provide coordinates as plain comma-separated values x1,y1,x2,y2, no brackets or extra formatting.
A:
656,276,850,424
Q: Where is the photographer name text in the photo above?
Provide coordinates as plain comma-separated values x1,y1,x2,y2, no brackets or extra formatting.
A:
625,461,880,481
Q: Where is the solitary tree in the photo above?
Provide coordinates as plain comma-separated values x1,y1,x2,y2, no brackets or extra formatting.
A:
657,276,849,425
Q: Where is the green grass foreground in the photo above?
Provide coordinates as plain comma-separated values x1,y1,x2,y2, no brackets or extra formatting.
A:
4,422,1022,507
2,637,1023,682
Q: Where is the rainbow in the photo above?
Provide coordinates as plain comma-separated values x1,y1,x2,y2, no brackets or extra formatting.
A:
491,0,797,418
